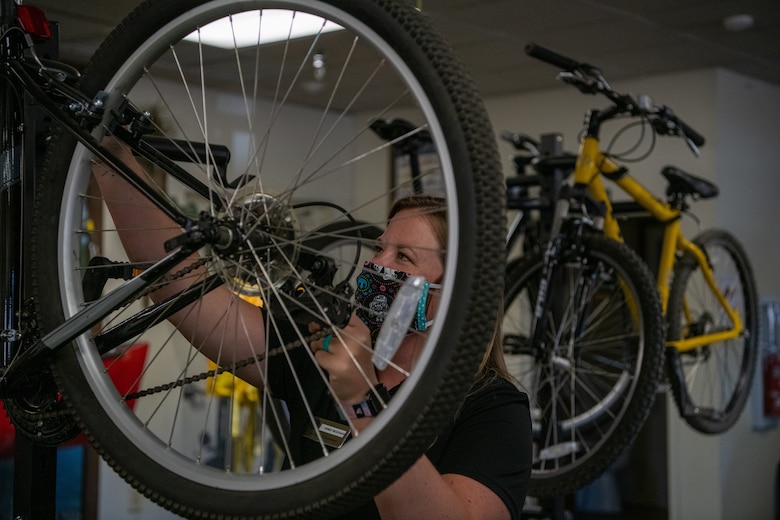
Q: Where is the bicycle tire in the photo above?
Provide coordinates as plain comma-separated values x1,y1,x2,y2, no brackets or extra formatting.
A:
666,229,758,434
32,0,506,518
503,234,664,497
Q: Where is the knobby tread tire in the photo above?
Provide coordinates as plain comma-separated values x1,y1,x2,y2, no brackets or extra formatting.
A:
505,234,665,498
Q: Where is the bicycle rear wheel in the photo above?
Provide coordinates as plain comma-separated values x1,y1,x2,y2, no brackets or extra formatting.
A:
503,234,664,497
666,229,758,434
32,0,505,518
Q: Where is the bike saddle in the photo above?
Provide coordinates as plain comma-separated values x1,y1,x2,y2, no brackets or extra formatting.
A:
662,165,719,200
369,118,431,153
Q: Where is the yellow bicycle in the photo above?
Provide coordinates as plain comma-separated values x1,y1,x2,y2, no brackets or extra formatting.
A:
503,43,758,498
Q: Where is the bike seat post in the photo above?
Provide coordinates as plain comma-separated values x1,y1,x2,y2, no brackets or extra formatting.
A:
539,133,564,156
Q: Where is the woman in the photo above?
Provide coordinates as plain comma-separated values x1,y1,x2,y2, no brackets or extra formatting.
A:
94,144,532,519
315,196,533,519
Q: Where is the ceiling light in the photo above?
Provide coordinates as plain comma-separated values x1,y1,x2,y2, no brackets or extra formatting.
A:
184,10,342,49
723,14,754,32
312,52,326,81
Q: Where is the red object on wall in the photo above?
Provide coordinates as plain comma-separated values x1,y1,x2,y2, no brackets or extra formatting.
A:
0,408,13,458
0,343,148,457
764,352,780,418
103,342,148,410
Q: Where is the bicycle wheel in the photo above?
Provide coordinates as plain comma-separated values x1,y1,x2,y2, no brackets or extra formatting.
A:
666,229,758,434
32,0,506,517
503,234,664,497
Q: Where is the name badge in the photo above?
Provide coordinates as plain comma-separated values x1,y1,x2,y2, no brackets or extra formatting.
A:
303,417,351,449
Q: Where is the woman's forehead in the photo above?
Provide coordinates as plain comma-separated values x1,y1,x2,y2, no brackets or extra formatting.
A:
384,210,438,243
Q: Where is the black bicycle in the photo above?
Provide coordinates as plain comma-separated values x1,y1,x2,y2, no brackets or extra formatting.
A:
0,1,506,518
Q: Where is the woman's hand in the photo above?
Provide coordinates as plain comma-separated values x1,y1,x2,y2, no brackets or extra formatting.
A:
310,315,376,406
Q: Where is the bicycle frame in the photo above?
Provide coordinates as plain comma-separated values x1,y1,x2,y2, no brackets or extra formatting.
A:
1,0,40,368
0,3,217,385
572,134,744,353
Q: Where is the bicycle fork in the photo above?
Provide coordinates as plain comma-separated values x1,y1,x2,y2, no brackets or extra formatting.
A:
530,188,607,457
531,184,601,360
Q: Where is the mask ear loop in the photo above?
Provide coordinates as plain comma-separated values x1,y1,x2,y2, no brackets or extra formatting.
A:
415,281,431,331
415,280,442,331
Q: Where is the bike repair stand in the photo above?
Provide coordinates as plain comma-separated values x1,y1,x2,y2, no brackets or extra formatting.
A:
13,436,58,519
10,21,60,520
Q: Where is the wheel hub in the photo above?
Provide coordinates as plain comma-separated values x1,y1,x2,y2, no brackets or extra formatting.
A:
214,192,300,298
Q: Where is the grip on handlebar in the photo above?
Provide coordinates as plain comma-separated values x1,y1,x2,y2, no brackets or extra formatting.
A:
677,119,706,147
525,42,581,71
659,106,706,147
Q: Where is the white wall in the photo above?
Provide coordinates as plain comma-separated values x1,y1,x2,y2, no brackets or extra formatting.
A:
484,67,780,520
715,69,780,300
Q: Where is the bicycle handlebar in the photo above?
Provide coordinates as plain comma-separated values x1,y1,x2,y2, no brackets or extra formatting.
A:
653,105,706,148
525,42,705,150
525,42,582,72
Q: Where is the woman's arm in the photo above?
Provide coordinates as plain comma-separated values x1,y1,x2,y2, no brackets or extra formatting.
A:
375,457,510,520
92,138,267,385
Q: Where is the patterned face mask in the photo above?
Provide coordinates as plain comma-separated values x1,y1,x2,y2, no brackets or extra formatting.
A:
354,261,441,340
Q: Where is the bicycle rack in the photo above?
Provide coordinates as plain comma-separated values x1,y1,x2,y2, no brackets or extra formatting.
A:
10,24,60,520
13,437,58,520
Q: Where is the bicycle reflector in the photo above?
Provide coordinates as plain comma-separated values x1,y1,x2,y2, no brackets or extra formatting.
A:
16,5,52,42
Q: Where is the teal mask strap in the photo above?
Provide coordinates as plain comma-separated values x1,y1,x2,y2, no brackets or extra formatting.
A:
415,281,442,331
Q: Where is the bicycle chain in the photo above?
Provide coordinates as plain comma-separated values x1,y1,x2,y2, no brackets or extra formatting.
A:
8,399,74,420
31,257,328,418
139,255,210,299
124,329,330,400
30,329,329,422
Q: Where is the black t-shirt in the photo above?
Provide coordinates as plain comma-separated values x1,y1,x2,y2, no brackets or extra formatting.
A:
424,377,532,519
267,336,532,519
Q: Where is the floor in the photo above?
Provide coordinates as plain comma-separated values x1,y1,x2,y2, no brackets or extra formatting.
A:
574,506,668,520
523,501,667,520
